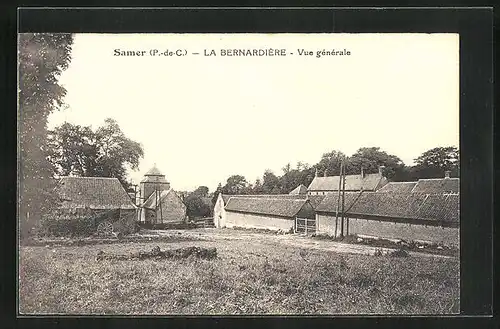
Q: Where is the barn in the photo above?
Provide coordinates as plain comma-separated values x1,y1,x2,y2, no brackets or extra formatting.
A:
213,193,325,230
315,191,459,246
307,166,389,195
224,196,316,232
49,176,137,235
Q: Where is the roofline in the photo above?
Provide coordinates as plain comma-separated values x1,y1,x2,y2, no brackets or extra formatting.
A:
225,208,296,220
59,176,120,180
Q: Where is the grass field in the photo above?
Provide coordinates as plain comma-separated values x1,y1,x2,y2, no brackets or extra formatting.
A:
19,229,459,315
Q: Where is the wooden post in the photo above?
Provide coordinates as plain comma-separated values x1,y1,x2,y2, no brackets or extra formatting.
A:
341,164,346,237
158,183,163,224
335,161,343,238
305,218,308,235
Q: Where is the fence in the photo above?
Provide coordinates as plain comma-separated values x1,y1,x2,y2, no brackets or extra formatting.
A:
295,217,316,235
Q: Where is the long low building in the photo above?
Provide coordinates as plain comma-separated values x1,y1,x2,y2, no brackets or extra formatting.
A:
223,196,316,231
315,192,459,246
213,193,324,229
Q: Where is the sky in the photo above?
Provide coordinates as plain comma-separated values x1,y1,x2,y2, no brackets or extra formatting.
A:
47,33,459,192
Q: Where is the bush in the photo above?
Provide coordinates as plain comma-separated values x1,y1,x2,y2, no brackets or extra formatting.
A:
38,216,97,237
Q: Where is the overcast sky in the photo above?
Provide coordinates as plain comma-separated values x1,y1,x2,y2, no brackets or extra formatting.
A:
47,33,459,192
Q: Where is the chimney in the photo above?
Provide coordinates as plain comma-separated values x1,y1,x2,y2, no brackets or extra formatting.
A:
378,165,385,175
315,168,319,177
444,171,451,179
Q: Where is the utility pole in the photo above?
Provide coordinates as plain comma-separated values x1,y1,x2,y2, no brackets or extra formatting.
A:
334,161,343,238
341,163,346,237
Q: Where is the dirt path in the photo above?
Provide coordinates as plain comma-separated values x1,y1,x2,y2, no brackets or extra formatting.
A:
142,228,453,259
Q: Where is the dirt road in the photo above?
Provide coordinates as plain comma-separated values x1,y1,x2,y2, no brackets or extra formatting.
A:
142,228,454,259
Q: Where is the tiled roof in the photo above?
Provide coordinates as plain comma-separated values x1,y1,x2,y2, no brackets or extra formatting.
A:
411,178,459,194
221,193,325,210
142,189,174,209
316,192,459,223
289,184,308,195
144,165,164,176
57,177,136,210
378,182,417,193
225,197,308,218
308,173,387,192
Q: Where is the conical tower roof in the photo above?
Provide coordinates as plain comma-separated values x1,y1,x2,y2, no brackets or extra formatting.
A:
144,164,163,176
141,164,169,184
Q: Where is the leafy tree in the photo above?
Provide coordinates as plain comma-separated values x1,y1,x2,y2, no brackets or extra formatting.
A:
346,147,405,179
18,33,74,239
48,118,144,189
262,170,280,194
222,175,249,194
282,163,292,175
316,150,348,177
184,194,212,218
211,183,223,205
192,186,209,197
411,146,459,179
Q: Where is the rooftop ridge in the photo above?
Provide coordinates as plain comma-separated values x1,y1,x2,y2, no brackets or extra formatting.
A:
60,176,119,180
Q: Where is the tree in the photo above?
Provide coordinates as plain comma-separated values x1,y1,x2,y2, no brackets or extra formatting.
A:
411,146,459,179
222,175,249,194
346,147,405,179
18,33,74,239
262,170,280,194
48,118,144,189
184,194,212,219
192,186,209,197
211,183,223,205
316,150,348,176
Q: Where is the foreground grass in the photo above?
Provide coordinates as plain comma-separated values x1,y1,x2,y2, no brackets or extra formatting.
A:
19,238,459,315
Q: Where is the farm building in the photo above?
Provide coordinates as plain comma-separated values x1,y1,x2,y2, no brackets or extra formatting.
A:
213,193,325,229
378,172,459,194
314,191,459,246
289,184,308,195
307,166,389,195
224,196,316,232
49,176,137,235
137,164,187,225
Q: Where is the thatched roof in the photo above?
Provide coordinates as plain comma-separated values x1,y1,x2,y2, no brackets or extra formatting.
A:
225,197,308,218
377,182,417,193
411,178,459,194
308,173,387,192
57,177,136,210
316,192,459,223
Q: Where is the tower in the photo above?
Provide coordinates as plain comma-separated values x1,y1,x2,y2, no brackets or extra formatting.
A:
139,164,171,204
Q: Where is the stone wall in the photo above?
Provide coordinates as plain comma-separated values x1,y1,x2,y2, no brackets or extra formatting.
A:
317,214,459,247
225,211,294,231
